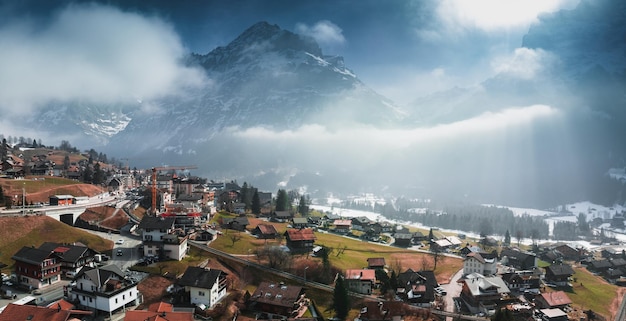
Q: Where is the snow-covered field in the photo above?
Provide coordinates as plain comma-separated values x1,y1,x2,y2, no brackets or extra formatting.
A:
311,199,626,247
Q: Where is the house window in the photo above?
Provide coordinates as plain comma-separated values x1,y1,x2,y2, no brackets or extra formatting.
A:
123,294,125,300
115,298,118,303
198,291,205,296
89,298,92,302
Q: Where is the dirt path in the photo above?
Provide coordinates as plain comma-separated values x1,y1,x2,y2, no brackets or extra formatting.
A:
609,287,626,320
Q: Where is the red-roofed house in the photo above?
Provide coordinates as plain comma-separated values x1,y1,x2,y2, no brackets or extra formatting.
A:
124,301,194,321
345,269,377,295
284,229,316,252
535,291,572,309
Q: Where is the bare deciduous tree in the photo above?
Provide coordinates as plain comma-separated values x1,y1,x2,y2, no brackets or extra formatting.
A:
229,233,242,247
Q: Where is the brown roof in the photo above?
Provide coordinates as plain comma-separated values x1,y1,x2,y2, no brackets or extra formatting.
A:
367,257,386,267
285,228,316,241
250,282,304,308
466,252,486,264
540,291,572,307
256,224,278,235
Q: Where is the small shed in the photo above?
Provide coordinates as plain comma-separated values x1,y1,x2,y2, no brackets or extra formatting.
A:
50,195,75,206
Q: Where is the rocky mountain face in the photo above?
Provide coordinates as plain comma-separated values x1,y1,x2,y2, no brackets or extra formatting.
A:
31,22,402,155
23,7,626,207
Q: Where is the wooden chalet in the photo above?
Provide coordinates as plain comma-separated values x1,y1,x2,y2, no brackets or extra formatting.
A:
284,229,316,252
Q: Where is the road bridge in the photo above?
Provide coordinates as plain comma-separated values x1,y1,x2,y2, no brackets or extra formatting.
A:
0,194,117,225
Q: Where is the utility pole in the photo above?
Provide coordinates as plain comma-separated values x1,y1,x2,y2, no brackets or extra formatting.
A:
22,183,25,213
304,266,309,284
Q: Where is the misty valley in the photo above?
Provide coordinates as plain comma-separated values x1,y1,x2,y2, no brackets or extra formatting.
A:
1,0,626,320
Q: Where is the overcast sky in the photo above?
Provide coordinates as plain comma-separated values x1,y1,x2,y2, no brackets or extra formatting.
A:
0,0,580,111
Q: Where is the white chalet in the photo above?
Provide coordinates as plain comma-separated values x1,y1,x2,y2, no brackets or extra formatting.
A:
463,252,497,276
177,266,228,308
138,216,188,261
70,265,140,316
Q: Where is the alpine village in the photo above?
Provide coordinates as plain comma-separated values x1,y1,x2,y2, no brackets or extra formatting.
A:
0,139,624,321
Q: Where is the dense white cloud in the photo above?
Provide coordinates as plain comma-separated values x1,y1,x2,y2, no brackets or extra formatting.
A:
295,20,345,52
425,0,578,37
491,48,556,79
0,4,207,114
232,104,558,147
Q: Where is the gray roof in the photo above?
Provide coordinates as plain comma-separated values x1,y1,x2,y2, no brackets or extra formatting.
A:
12,247,56,265
546,264,575,276
38,242,95,264
223,217,249,225
464,273,510,297
292,217,308,224
78,264,125,287
138,216,176,229
178,266,226,289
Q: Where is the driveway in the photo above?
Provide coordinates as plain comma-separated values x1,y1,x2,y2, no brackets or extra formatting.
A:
442,268,464,317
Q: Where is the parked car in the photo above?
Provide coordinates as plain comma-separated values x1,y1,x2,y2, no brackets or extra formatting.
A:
115,239,124,245
435,287,447,296
116,249,123,256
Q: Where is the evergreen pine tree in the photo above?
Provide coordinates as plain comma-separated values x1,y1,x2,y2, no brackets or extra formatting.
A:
298,195,308,216
63,155,70,170
332,275,350,320
240,182,250,209
504,230,511,245
93,163,104,185
251,191,261,215
275,189,289,212
389,270,398,292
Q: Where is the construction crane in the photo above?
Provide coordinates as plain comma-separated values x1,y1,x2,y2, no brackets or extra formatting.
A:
120,158,130,174
151,165,197,215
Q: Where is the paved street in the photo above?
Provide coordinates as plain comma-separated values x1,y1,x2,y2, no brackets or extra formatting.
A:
86,225,142,271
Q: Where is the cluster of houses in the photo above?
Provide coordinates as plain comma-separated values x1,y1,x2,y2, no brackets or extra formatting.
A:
456,245,581,320
3,242,142,319
327,244,584,320
3,148,626,320
1,236,313,320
